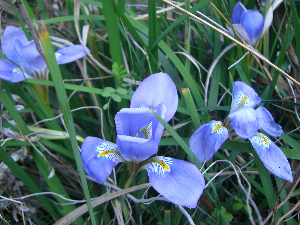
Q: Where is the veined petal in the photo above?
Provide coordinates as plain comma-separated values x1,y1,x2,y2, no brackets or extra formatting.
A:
256,106,283,137
189,121,228,163
130,73,178,122
240,10,264,45
144,156,205,208
231,81,261,113
21,41,47,79
249,133,293,182
2,26,29,64
227,107,258,139
116,135,158,162
0,58,31,82
115,108,155,137
232,2,246,24
81,137,124,184
55,45,89,64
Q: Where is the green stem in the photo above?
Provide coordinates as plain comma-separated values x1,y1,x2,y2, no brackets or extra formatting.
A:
124,175,135,189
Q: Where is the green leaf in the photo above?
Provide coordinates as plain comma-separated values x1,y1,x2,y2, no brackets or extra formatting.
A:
111,94,122,102
233,203,245,210
116,88,128,95
103,103,109,110
103,87,116,93
101,91,113,97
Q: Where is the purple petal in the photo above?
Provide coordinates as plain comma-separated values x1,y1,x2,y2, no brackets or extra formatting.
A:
21,41,47,79
227,107,258,139
189,121,228,163
2,26,29,64
232,2,246,24
231,81,261,113
240,10,264,45
81,137,124,183
256,106,283,137
115,108,155,137
249,133,293,182
144,156,205,208
130,73,178,122
116,135,158,162
115,106,165,145
0,58,31,82
55,45,89,64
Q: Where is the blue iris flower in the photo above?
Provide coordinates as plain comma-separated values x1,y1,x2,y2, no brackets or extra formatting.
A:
190,81,292,182
81,73,205,208
231,2,272,46
227,82,292,182
0,26,89,82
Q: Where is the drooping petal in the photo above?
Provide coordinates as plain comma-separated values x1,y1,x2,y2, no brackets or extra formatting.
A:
240,10,264,45
256,106,283,137
21,41,47,79
81,137,124,184
2,26,29,64
144,156,205,208
232,2,246,24
116,135,158,162
189,121,228,163
0,58,31,82
230,81,261,113
115,108,155,137
130,73,178,122
55,45,89,64
249,133,293,182
227,107,258,139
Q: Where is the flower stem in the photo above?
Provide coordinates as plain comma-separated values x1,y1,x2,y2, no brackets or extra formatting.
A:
124,175,135,189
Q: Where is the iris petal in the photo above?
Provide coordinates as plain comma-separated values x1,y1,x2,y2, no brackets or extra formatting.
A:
81,137,124,183
21,41,47,78
55,45,89,64
0,58,31,82
227,107,258,139
116,135,158,162
115,108,155,137
256,106,283,137
231,81,261,113
130,73,178,122
2,26,28,64
144,156,205,208
249,133,293,182
232,2,246,24
240,10,264,45
189,121,228,163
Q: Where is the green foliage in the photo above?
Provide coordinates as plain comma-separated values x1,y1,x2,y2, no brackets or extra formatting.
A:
1,0,299,224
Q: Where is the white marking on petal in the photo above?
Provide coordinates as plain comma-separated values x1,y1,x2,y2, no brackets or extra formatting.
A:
95,142,124,163
249,133,271,154
211,121,227,135
231,91,256,112
144,156,173,176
